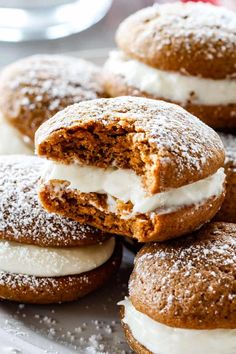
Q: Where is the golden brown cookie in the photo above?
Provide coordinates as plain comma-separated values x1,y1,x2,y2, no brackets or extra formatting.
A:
0,239,122,304
0,155,112,247
120,222,236,353
104,3,236,130
103,70,236,131
36,96,226,242
0,156,122,304
215,133,236,222
0,54,105,143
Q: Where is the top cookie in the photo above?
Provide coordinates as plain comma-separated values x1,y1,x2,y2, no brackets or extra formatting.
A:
0,55,105,142
116,2,236,79
129,222,236,329
35,96,224,194
0,155,110,247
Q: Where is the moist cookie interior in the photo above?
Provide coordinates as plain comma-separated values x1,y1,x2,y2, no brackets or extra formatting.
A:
40,122,157,191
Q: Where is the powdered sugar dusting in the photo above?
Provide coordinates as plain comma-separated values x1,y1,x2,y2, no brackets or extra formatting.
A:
36,96,224,188
130,222,236,325
0,271,59,291
0,155,105,247
117,2,236,78
0,55,104,134
144,2,236,47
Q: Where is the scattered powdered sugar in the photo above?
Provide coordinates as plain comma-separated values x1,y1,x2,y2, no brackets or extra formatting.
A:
0,252,133,353
0,155,104,247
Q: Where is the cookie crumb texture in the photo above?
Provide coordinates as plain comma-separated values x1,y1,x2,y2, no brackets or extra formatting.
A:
129,222,236,329
215,133,236,222
0,155,110,247
36,97,225,241
39,181,224,242
0,240,122,304
116,3,236,79
36,97,224,193
0,55,105,142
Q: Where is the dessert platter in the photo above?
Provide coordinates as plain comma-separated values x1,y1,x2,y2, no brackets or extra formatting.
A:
0,2,235,354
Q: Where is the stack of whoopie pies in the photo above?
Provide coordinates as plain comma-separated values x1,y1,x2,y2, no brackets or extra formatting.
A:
34,91,235,353
104,0,236,226
0,1,235,353
0,155,121,304
103,2,236,352
0,55,123,305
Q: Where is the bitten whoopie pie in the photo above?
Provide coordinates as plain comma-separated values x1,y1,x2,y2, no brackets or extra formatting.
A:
120,222,236,354
215,133,236,222
0,155,121,304
104,2,236,130
0,54,105,145
36,96,226,242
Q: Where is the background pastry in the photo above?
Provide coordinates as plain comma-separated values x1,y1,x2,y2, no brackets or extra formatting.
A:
104,2,236,130
0,54,106,145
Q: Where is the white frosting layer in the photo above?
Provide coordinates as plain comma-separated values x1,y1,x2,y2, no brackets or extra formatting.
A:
42,161,225,215
120,298,236,354
105,51,236,105
0,238,115,277
0,114,32,155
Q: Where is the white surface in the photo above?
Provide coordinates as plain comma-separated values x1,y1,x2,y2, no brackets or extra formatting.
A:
105,51,236,105
120,298,236,354
43,161,226,215
0,238,115,277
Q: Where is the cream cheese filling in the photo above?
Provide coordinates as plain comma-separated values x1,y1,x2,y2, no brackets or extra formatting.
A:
119,298,236,354
0,238,115,277
104,51,236,105
42,161,225,216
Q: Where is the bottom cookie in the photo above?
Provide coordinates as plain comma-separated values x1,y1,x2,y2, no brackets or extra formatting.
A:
0,240,122,304
121,307,151,354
